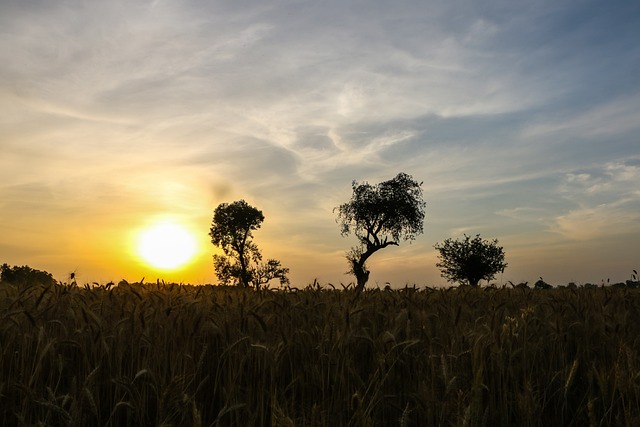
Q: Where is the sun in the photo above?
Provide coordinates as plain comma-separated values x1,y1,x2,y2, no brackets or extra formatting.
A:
136,220,198,270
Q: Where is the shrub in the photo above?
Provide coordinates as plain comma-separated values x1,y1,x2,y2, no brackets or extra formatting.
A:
434,234,507,287
0,263,57,287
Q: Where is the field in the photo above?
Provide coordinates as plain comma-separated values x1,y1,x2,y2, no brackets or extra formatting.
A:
1,280,640,426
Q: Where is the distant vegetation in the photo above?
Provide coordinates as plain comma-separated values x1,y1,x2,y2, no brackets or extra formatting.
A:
1,276,640,426
0,263,57,287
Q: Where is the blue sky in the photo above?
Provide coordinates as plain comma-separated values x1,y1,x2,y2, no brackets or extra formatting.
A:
1,0,639,286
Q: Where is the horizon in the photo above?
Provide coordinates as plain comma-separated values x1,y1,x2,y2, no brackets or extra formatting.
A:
1,1,639,287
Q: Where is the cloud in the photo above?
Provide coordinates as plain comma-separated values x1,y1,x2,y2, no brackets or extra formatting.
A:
521,94,640,143
549,159,640,240
558,159,640,200
552,202,640,241
1,0,640,285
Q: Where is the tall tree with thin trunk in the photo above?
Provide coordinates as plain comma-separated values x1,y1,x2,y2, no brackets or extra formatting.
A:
335,173,426,292
209,200,289,289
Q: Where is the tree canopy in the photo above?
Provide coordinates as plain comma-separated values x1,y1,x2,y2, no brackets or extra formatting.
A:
209,200,288,289
435,234,507,287
336,172,426,291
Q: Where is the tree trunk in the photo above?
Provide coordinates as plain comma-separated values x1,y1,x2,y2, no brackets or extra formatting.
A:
352,241,397,293
353,260,370,293
239,256,250,288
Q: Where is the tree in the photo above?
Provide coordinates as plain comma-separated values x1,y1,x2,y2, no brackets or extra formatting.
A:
0,263,57,287
209,200,289,289
335,172,426,292
434,234,507,287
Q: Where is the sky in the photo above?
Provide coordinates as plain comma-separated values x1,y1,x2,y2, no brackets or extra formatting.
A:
1,0,639,287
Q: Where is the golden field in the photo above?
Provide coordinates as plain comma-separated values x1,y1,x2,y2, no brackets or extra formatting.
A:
1,280,639,426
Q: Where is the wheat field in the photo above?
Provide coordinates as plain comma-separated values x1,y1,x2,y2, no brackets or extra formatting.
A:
1,280,639,426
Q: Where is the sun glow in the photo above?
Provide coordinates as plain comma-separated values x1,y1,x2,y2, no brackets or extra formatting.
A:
136,220,198,270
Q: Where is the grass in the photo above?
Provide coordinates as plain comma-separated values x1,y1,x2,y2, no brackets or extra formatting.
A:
1,280,640,426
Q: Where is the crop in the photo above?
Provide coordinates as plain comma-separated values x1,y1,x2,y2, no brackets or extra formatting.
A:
1,281,639,426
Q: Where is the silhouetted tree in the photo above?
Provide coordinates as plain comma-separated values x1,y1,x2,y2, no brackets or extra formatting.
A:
251,259,290,289
534,277,553,289
209,200,289,289
435,234,507,287
0,263,57,287
335,172,426,292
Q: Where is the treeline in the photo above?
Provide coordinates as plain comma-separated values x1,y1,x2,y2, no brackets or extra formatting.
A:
210,173,509,291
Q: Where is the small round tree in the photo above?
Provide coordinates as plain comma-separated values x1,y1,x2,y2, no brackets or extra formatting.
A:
434,234,507,287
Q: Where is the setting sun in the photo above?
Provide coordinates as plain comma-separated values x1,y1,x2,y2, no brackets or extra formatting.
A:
136,220,198,270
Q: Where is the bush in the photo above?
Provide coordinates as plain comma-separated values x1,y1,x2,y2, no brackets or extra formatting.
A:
0,263,57,287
